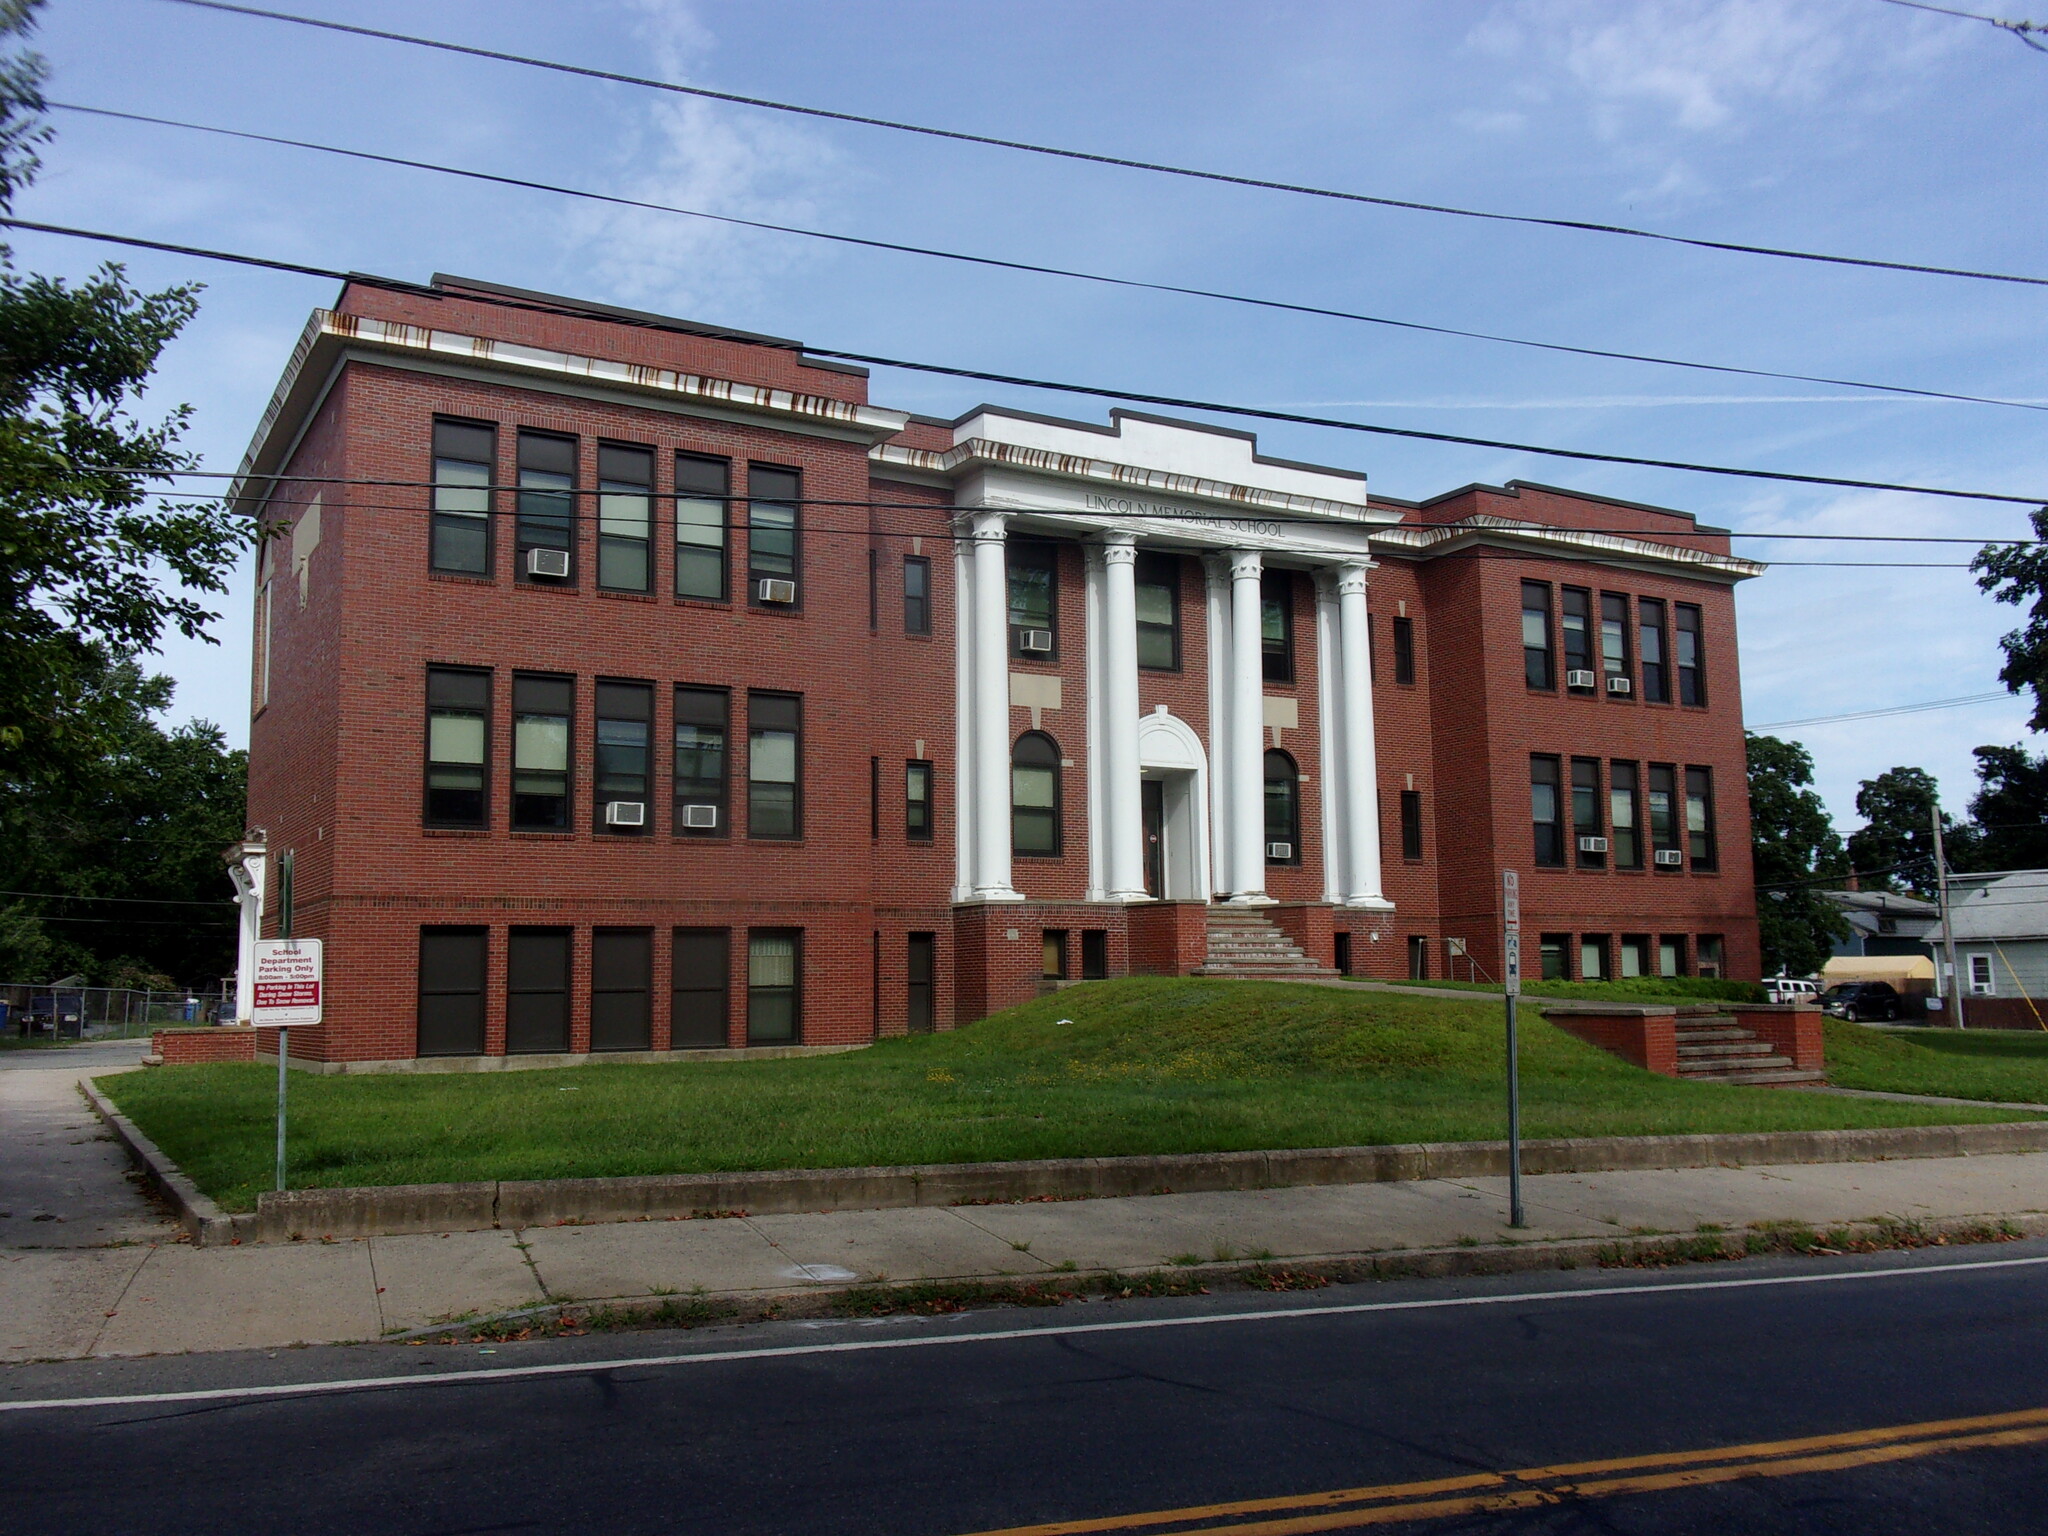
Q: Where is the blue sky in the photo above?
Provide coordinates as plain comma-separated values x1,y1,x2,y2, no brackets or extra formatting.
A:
21,0,2047,828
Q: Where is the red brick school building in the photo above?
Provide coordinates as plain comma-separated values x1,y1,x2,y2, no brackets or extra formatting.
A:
226,275,1763,1068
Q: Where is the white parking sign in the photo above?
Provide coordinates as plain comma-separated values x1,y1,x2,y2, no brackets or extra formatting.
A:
251,938,323,1026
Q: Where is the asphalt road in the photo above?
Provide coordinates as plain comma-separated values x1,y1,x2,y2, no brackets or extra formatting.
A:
7,1241,2048,1535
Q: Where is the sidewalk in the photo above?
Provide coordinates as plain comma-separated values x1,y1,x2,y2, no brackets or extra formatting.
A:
5,1071,2046,1360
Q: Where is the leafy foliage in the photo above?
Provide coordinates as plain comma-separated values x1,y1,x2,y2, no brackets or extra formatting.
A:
1973,505,2048,733
1956,744,2048,873
1746,733,1848,974
1845,765,1951,896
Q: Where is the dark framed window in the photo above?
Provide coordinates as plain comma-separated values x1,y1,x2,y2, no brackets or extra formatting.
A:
747,928,801,1044
675,452,730,601
1696,934,1725,979
425,667,489,827
1042,929,1069,979
506,927,570,1055
1531,754,1564,867
1560,587,1593,685
747,464,801,606
747,692,801,839
870,755,881,839
674,686,728,837
515,430,576,584
596,443,653,592
1135,552,1180,670
1008,540,1059,658
1675,603,1706,706
1638,598,1669,703
1648,764,1680,866
1686,766,1718,869
1610,761,1642,869
511,674,573,831
869,550,878,631
1408,935,1429,980
907,760,934,840
1601,593,1632,689
1572,757,1604,868
594,680,653,835
1392,616,1416,685
431,419,494,575
1580,934,1611,981
417,927,486,1057
907,933,936,1033
1659,935,1687,978
1619,934,1652,980
1540,934,1569,980
1264,750,1301,863
590,928,652,1051
1261,571,1295,683
1081,930,1109,980
1334,931,1353,975
904,555,932,635
1521,581,1554,690
1012,731,1062,855
671,928,730,1047
1400,789,1424,860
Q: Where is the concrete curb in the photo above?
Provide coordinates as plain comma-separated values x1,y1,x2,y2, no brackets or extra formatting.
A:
78,1081,254,1246
129,1117,2048,1246
397,1210,2048,1341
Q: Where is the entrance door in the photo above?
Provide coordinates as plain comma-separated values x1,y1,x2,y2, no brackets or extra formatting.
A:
1142,778,1166,897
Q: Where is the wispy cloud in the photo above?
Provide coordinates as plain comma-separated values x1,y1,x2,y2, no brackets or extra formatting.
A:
1259,394,2021,410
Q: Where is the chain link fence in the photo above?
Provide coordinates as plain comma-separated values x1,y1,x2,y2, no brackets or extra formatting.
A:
1,983,231,1041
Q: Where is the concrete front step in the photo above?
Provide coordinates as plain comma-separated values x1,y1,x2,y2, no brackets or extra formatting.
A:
1678,1041,1779,1059
1695,1067,1828,1087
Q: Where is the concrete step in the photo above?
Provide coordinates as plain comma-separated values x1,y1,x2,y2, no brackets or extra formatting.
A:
1677,1041,1778,1059
1692,1067,1828,1087
1679,1054,1798,1075
1673,1027,1751,1043
1193,966,1340,979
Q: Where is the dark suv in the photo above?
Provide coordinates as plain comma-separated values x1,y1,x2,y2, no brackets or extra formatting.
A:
1820,981,1901,1021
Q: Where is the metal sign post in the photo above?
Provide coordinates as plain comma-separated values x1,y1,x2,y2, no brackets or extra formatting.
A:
252,934,323,1193
1501,869,1526,1229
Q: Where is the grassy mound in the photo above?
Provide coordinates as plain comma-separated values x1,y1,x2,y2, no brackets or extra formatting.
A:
1825,1021,2048,1104
1392,977,1769,1004
100,978,2025,1212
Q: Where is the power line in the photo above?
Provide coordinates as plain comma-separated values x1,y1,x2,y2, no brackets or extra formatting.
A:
50,101,2048,419
159,0,2048,291
0,889,234,906
1878,0,2048,50
1750,691,2016,730
9,218,2047,511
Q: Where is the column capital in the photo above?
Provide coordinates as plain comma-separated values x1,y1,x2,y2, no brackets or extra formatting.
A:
967,509,1008,542
1333,561,1372,599
1095,529,1139,566
1227,548,1264,582
1202,552,1234,590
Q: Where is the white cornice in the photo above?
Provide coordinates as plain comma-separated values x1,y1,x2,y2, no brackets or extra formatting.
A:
1373,513,1765,581
230,309,912,509
869,438,1386,524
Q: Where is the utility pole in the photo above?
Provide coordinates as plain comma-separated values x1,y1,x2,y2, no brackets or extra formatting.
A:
1932,806,1966,1030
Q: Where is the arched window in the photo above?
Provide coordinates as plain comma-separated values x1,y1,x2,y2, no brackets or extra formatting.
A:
1264,749,1300,864
1012,732,1062,856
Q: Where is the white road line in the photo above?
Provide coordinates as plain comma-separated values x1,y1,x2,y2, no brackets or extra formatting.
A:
6,1252,2046,1416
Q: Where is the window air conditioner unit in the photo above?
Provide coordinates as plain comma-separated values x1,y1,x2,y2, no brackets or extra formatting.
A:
681,803,719,829
1018,628,1054,653
1606,675,1633,694
757,578,797,604
1578,835,1609,853
1654,849,1684,866
604,800,646,827
1565,669,1597,690
1266,841,1294,860
526,547,571,579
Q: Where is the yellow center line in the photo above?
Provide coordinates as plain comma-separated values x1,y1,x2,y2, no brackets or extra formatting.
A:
953,1405,2048,1536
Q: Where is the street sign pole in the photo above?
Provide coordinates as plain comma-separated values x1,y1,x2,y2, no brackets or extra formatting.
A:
1501,869,1526,1229
251,911,320,1197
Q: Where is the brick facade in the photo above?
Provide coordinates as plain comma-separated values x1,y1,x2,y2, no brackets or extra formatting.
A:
229,276,1763,1065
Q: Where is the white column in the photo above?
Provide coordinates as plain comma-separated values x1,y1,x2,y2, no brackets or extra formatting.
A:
952,540,975,901
1227,549,1271,903
1098,532,1148,900
1335,562,1390,908
1082,546,1108,902
226,839,267,1025
969,511,1022,901
1314,573,1348,905
1203,555,1234,900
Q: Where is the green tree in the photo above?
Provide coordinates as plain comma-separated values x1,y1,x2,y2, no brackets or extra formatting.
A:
0,0,245,782
1974,506,2048,732
1845,766,1954,896
1960,743,2048,871
1746,733,1849,976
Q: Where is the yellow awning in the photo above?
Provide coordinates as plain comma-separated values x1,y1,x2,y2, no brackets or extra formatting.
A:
1822,955,1937,983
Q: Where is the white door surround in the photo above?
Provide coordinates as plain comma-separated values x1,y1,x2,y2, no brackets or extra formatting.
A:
1137,710,1210,902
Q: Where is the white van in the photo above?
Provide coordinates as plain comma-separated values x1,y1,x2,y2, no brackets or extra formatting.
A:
1767,976,1821,1005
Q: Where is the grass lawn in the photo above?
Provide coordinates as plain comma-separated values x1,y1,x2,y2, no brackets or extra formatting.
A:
1385,977,1767,1004
1825,1021,2048,1104
98,978,2029,1212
